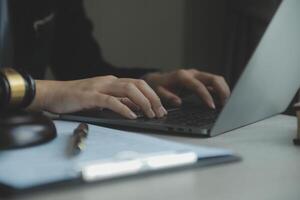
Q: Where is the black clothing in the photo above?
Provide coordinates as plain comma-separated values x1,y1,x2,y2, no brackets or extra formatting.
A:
0,0,13,68
9,0,154,80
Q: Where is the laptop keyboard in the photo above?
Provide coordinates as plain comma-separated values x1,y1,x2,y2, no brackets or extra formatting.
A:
138,106,220,127
74,104,221,129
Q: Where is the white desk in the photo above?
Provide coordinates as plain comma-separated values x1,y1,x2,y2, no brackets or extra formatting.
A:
9,115,300,200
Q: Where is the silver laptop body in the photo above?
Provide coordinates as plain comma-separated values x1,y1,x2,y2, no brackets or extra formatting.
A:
211,0,300,136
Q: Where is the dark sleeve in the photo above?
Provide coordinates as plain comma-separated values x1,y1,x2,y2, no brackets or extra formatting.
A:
50,0,156,80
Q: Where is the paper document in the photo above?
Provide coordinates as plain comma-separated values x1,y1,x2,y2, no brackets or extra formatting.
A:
0,121,235,190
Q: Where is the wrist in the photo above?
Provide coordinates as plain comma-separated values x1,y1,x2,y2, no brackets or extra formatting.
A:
27,80,60,111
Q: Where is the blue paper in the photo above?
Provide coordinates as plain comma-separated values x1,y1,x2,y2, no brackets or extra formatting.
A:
0,121,233,189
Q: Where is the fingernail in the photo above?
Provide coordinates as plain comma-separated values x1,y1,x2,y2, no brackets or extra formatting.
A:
129,112,137,119
172,99,182,106
148,110,155,118
210,102,216,109
157,106,165,117
175,99,182,104
162,107,168,115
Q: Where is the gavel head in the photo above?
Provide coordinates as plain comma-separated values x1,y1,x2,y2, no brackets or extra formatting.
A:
0,67,36,111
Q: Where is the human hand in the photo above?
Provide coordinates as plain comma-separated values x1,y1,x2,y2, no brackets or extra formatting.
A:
143,69,231,108
29,76,167,119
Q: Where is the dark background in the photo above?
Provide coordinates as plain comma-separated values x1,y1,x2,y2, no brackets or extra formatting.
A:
85,0,282,87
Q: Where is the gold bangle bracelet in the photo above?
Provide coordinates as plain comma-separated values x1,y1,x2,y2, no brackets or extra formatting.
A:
1,68,26,106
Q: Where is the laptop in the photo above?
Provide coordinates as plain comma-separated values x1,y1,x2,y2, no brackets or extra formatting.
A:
60,0,300,137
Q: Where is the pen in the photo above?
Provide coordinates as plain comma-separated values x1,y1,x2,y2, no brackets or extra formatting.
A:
69,123,89,156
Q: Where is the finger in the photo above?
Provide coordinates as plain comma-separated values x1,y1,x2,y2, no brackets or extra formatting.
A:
110,82,156,118
156,86,182,106
119,98,140,111
177,71,215,108
196,73,230,105
133,80,167,117
207,86,214,92
95,94,137,119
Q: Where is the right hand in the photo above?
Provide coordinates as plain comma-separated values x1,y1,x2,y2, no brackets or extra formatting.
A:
29,76,167,119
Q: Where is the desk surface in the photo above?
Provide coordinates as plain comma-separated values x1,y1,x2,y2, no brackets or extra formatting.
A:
8,115,300,200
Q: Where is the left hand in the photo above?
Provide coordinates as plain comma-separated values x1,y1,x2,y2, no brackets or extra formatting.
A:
143,69,231,109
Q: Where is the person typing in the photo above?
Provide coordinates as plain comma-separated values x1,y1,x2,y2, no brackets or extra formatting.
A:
0,0,230,119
